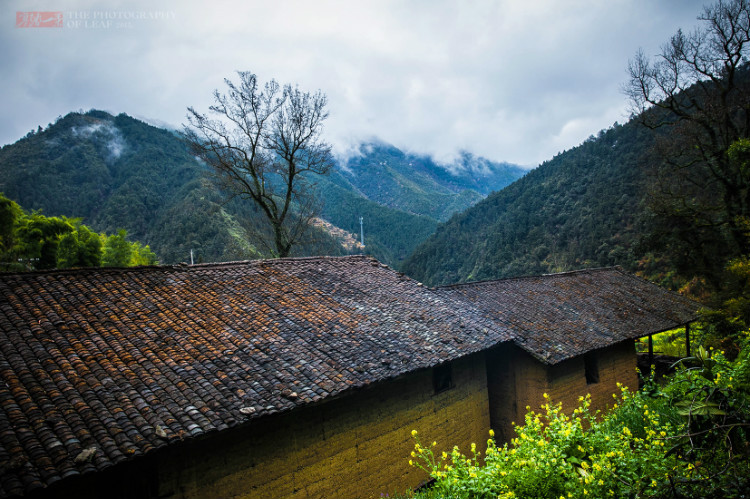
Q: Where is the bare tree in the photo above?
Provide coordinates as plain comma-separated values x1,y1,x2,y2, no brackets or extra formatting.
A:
184,71,334,258
626,0,750,284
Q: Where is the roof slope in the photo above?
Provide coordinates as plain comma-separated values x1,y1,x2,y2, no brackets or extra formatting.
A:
0,256,511,497
436,267,700,364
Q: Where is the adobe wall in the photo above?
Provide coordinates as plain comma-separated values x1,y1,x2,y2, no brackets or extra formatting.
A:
547,340,638,417
485,345,547,443
485,341,638,443
153,353,490,499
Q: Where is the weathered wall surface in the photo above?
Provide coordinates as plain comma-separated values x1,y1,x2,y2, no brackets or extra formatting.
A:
485,345,547,443
547,340,638,417
155,353,490,499
486,341,638,443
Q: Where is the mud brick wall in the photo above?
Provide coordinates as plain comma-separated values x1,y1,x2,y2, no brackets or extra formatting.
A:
485,345,551,443
547,340,638,417
485,341,638,443
154,353,491,499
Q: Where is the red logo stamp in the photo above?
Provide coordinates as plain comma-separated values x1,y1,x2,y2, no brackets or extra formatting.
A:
16,12,63,28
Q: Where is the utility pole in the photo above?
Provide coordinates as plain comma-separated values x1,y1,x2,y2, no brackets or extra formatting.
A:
359,216,365,248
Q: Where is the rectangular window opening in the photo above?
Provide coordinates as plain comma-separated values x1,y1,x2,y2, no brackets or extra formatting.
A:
584,352,599,385
433,363,453,394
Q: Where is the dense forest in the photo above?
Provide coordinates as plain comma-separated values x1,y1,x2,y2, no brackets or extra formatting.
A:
0,111,522,268
401,121,655,286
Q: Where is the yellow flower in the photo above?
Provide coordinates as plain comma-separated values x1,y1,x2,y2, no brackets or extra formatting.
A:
489,429,495,438
411,429,417,437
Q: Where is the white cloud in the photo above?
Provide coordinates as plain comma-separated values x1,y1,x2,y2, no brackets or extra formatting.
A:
71,120,126,161
1,0,706,167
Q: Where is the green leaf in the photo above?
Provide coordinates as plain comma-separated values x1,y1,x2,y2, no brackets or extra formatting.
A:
674,400,726,416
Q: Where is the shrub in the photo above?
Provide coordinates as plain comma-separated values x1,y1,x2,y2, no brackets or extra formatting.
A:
407,331,750,498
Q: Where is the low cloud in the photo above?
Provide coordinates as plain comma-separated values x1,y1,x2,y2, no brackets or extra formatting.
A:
71,121,126,161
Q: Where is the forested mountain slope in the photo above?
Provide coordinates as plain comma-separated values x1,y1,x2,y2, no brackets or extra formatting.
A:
0,110,345,264
316,142,525,263
401,122,656,286
0,110,522,267
326,142,524,222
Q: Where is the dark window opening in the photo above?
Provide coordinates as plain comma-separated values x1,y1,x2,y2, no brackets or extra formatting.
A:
584,352,599,384
433,363,453,394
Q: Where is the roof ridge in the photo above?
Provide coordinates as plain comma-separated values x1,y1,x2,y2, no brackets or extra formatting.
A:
0,255,378,278
189,254,375,269
436,266,623,290
0,263,169,278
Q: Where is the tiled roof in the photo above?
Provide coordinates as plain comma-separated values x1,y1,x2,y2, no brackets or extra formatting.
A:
0,255,512,497
435,267,700,364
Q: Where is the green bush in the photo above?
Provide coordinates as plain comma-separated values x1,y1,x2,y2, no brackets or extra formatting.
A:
406,331,750,498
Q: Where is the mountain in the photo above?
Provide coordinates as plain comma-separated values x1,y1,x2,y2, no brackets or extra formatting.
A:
400,121,656,286
328,142,525,222
0,110,523,267
0,110,345,264
316,142,525,264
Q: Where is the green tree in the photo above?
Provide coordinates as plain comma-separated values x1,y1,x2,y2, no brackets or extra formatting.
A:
130,241,158,266
56,222,102,268
15,212,74,269
185,71,334,258
102,229,133,267
0,194,23,267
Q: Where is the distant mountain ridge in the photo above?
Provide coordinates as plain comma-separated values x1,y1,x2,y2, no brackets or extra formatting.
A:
331,141,525,221
316,141,525,264
0,110,524,267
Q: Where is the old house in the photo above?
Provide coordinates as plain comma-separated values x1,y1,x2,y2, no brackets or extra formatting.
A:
435,268,698,442
0,256,698,498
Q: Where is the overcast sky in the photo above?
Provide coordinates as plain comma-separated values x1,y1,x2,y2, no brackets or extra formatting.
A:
3,0,707,166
